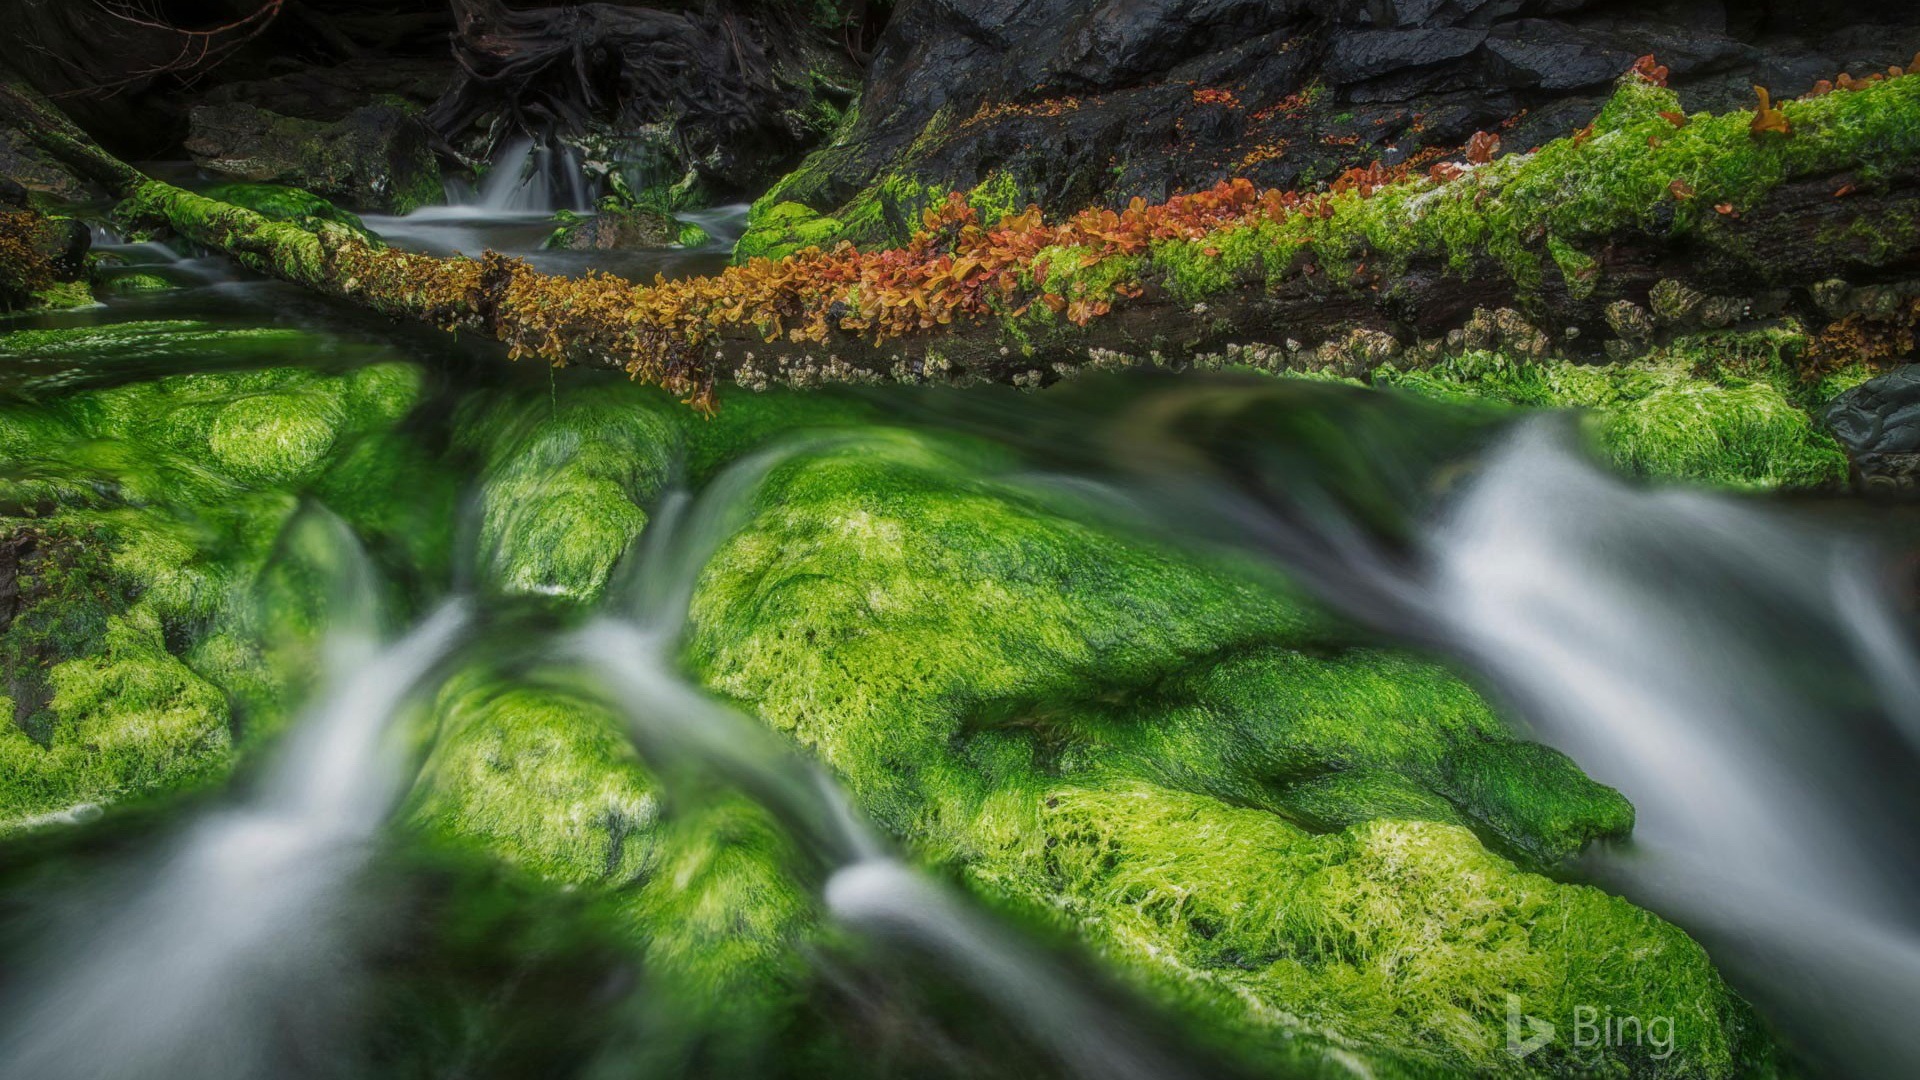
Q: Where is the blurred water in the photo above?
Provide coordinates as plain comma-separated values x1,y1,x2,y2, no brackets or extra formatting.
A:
0,517,469,1080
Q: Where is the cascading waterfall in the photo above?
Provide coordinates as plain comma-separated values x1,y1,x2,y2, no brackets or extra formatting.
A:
570,442,1192,1080
0,519,470,1080
469,136,593,214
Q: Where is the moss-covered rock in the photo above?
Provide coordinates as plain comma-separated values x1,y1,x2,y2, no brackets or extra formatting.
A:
408,671,659,885
978,783,1774,1077
0,606,230,834
682,423,1773,1076
546,204,711,251
185,102,442,215
0,321,435,827
455,381,683,606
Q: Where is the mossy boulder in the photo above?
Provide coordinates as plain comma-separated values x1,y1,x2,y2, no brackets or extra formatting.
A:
184,102,442,215
0,321,435,828
682,422,1774,1075
546,205,711,251
1383,339,1849,490
408,671,659,886
456,381,684,606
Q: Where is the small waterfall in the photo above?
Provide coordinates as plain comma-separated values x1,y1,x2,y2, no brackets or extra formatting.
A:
570,441,1189,1080
0,521,470,1080
471,136,593,214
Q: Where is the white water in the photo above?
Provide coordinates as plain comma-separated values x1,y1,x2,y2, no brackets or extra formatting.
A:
468,136,593,214
1426,422,1920,1075
0,536,469,1080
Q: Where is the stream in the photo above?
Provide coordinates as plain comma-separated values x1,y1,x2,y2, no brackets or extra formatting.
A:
2,188,1918,1080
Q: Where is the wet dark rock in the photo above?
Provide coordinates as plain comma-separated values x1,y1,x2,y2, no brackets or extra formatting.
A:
184,103,442,215
1825,366,1920,494
757,0,1920,250
198,59,454,124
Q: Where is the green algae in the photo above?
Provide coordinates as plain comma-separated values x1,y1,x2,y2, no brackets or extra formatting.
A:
409,671,659,885
201,182,379,243
0,319,436,825
0,608,230,833
1383,342,1849,490
681,428,1774,1076
976,783,1774,1077
1074,647,1634,867
455,380,684,606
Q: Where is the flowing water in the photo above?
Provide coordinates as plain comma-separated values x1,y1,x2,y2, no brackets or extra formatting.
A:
5,208,1920,1079
0,517,469,1080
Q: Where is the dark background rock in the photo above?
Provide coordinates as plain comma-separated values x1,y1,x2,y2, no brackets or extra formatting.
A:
1827,366,1920,494
184,102,443,214
761,0,1920,247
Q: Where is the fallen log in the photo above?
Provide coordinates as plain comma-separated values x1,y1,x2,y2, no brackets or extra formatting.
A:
5,64,1920,410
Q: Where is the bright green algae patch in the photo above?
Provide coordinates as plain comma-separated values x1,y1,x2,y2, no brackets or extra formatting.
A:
409,670,659,886
680,424,1763,1075
0,320,435,831
1381,333,1850,490
454,380,684,606
403,665,827,1077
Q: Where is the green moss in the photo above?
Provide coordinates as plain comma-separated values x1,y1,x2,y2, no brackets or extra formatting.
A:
677,385,881,485
26,280,94,312
202,182,379,244
733,200,852,262
1075,647,1634,867
0,328,433,825
208,392,343,484
408,671,658,885
681,430,1773,1074
735,171,1027,263
686,429,1323,834
97,271,178,296
973,783,1773,1077
1384,343,1849,490
456,381,683,606
0,608,230,833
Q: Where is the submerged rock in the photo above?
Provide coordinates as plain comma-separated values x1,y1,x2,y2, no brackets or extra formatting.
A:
185,102,442,215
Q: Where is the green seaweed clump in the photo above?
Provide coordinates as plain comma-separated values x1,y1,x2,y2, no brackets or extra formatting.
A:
455,380,684,606
1384,337,1849,490
679,422,1769,1075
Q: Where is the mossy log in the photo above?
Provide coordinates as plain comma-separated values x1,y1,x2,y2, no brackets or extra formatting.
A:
7,70,1920,407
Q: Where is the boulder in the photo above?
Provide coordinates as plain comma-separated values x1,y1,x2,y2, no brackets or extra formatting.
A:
545,205,710,251
184,102,442,215
1825,366,1920,493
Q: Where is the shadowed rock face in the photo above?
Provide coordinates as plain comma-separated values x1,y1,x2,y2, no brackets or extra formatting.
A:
765,0,1920,245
